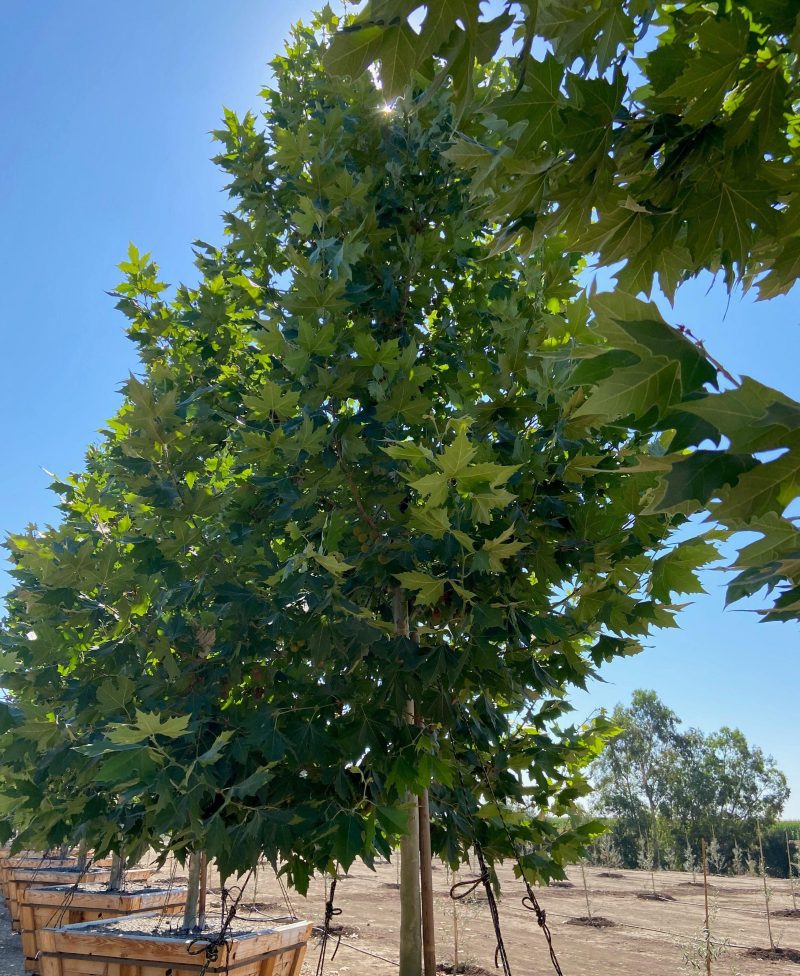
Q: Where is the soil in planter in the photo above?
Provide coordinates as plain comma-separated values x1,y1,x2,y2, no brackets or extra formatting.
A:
637,892,675,902
38,881,173,895
81,912,267,939
566,916,616,928
746,947,800,964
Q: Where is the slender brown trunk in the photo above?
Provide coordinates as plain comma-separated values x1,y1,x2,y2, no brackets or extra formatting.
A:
451,869,459,972
198,853,208,928
758,825,774,951
182,852,204,932
76,840,89,875
580,863,593,923
419,789,436,976
395,589,422,976
108,852,125,892
701,839,712,976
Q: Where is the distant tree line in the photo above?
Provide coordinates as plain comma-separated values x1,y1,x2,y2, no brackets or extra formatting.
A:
586,690,793,877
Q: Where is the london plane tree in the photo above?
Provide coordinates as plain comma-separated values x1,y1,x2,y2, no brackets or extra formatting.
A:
0,9,777,973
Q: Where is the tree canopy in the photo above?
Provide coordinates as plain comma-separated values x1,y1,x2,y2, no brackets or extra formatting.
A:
0,10,772,898
328,0,800,624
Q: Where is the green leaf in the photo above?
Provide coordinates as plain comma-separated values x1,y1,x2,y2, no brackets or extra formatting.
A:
408,506,451,539
335,814,363,871
311,551,356,577
379,24,418,100
645,451,756,514
383,441,435,463
408,471,450,507
395,571,446,606
106,710,191,745
681,378,800,453
713,452,800,522
572,358,681,424
243,380,300,421
436,428,478,478
323,24,384,80
376,804,409,836
649,540,719,601
96,677,136,714
230,766,274,798
480,526,527,572
659,15,748,125
198,730,234,766
490,55,564,152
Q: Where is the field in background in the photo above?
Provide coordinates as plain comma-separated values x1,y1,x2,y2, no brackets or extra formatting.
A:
144,858,800,976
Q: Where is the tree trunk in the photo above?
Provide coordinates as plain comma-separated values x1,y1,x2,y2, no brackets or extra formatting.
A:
76,840,89,874
395,589,422,976
198,853,208,928
419,789,436,976
182,852,204,932
107,852,125,892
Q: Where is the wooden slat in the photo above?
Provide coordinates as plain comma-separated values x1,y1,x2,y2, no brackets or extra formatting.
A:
21,891,187,976
37,915,312,976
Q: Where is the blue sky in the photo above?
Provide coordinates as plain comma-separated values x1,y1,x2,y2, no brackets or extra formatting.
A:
1,3,798,815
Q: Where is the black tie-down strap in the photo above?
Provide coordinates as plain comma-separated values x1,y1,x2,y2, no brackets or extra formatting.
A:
315,877,343,976
450,844,564,976
521,880,564,976
450,844,513,976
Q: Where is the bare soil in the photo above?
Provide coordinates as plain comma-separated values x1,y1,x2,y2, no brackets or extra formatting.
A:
3,860,800,975
0,899,23,976
565,915,616,928
176,861,800,976
747,947,800,964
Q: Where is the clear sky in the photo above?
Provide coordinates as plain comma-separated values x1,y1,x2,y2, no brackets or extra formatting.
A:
1,3,798,813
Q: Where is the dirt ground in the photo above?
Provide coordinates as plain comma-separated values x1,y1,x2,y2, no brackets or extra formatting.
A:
163,859,800,976
2,860,799,975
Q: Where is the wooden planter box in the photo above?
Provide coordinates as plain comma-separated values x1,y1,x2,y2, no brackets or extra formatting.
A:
0,858,86,904
6,867,153,932
20,884,188,974
38,912,312,976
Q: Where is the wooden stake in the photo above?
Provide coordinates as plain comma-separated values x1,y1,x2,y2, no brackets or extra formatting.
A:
419,789,436,976
452,870,459,973
580,863,593,923
786,832,797,911
757,825,775,952
395,589,422,976
198,852,208,929
701,838,711,976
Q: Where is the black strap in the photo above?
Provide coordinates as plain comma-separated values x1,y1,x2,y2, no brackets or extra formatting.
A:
459,713,565,976
450,843,512,976
315,877,343,976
